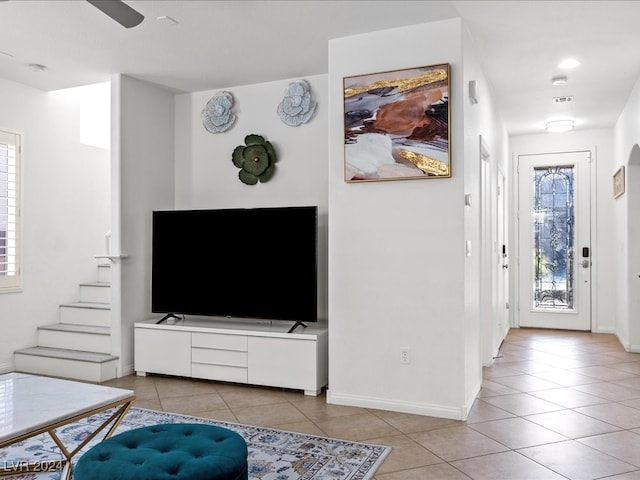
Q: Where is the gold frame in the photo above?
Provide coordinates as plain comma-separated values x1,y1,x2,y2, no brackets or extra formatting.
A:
0,395,135,480
343,63,451,183
613,166,625,198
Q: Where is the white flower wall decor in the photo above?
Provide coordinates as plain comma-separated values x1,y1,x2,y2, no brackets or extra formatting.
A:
277,79,317,126
202,91,237,133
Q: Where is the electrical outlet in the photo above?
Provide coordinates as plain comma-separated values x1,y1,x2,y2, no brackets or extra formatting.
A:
400,348,410,364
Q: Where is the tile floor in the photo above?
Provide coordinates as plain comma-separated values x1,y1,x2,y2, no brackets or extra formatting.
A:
103,328,640,479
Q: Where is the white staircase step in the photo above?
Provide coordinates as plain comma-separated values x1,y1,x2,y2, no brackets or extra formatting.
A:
38,323,111,354
79,282,111,303
60,302,110,327
14,346,118,383
97,264,111,283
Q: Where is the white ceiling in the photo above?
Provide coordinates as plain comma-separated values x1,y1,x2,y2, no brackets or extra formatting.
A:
1,0,639,136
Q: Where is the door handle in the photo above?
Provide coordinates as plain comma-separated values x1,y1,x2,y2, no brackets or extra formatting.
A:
581,260,590,268
502,264,509,269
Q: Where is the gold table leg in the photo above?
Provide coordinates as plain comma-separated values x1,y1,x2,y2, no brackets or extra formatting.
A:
1,396,135,479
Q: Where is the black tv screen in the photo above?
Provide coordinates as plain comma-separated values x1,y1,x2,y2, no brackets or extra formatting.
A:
151,206,318,326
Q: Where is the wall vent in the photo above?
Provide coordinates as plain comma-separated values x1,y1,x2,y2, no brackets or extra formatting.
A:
552,96,574,104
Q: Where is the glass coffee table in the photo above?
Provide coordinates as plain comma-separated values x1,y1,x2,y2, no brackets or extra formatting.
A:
0,372,135,479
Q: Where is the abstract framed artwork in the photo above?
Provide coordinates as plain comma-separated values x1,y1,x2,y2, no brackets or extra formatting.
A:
343,63,450,183
613,165,625,198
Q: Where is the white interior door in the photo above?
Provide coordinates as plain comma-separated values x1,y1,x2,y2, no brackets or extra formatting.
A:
518,151,591,330
496,169,509,341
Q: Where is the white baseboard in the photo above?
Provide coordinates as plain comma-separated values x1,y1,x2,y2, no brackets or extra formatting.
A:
326,390,465,420
119,363,135,378
0,362,13,374
462,378,483,421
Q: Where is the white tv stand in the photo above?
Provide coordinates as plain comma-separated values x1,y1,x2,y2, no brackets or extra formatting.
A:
134,317,328,396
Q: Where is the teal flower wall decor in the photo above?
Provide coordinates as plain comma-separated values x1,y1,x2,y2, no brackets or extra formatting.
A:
202,91,236,133
277,79,317,126
232,134,278,185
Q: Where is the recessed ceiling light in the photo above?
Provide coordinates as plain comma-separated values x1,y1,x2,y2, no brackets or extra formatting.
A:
552,75,568,86
558,58,581,69
545,119,575,133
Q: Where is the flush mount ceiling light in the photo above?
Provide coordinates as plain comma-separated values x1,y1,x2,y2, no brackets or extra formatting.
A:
552,75,568,85
558,58,581,69
545,119,575,133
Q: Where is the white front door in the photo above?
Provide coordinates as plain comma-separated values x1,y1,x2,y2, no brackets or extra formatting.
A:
517,151,591,330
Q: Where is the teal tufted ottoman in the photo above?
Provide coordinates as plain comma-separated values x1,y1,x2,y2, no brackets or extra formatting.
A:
74,423,248,480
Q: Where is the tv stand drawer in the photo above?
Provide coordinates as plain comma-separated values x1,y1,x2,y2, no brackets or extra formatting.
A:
192,363,247,383
193,332,247,351
192,346,247,367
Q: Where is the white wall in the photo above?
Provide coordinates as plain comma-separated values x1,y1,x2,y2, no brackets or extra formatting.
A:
461,23,510,400
613,72,640,351
327,19,483,419
0,78,109,372
112,75,175,375
509,129,615,334
174,75,329,322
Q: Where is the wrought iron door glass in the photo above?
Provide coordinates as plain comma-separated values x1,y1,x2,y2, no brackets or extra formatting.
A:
532,166,575,310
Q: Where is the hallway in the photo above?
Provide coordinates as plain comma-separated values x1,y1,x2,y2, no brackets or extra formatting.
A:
105,328,640,479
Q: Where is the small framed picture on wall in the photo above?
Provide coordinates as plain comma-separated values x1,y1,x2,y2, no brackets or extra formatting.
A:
613,166,625,199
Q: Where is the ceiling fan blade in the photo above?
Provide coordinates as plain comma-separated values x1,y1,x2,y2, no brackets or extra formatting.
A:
87,0,144,28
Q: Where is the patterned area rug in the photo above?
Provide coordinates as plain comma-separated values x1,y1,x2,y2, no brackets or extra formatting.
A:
0,407,391,480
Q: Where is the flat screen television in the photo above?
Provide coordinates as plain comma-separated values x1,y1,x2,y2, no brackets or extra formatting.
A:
151,206,317,332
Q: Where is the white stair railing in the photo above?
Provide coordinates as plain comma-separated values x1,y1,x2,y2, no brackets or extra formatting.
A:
94,231,128,263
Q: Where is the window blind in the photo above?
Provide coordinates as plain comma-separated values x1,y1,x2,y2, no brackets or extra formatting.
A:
0,129,21,291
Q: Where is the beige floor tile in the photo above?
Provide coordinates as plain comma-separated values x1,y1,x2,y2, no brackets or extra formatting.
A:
451,450,565,480
476,379,519,397
497,360,557,374
571,365,638,382
490,373,562,392
469,417,566,449
368,434,442,474
132,397,162,410
289,395,368,421
192,408,238,423
575,403,640,429
153,376,220,398
524,410,622,438
409,425,508,461
100,328,640,480
531,369,601,387
465,399,515,423
269,420,327,436
602,471,640,479
233,402,308,427
622,398,640,410
481,392,564,416
159,391,227,414
578,431,640,467
376,462,472,480
519,440,637,480
371,410,461,434
529,387,609,408
216,384,301,408
314,413,401,442
614,376,640,390
481,365,523,378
